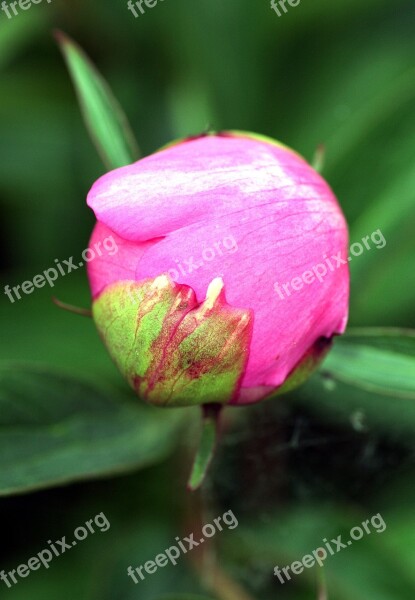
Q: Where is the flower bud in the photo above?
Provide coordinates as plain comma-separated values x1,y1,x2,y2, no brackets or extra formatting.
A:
87,131,349,406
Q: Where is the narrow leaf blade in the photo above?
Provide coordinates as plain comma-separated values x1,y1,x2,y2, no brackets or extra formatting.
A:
323,328,415,400
55,30,140,170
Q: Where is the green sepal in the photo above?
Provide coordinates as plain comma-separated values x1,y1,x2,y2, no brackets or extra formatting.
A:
92,276,253,407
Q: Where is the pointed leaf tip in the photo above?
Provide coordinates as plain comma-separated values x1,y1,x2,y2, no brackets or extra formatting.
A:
56,31,140,170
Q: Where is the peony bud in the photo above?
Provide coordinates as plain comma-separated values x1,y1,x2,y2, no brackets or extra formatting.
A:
87,131,349,407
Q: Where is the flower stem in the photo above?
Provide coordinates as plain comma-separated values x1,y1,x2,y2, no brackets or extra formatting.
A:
207,563,257,600
188,404,221,491
317,567,328,600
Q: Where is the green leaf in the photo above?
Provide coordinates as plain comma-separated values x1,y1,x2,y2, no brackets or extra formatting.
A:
55,30,140,170
0,363,185,496
293,329,415,437
323,328,415,400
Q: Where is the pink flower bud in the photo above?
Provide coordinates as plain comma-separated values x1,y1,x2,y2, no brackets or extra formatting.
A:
87,131,349,407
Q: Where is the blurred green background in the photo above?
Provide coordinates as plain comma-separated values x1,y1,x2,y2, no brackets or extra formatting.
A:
1,0,415,598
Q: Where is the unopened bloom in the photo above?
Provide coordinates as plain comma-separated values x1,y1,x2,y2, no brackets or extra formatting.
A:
87,131,349,406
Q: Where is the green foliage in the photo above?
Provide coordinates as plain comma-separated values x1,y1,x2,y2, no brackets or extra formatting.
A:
0,363,185,496
56,30,140,169
324,329,415,400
